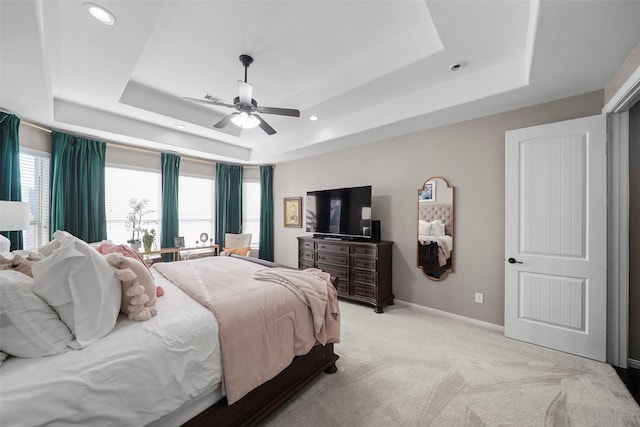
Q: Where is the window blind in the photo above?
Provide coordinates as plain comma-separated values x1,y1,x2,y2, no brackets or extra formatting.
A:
19,149,50,249
105,166,162,246
179,174,215,246
243,180,261,248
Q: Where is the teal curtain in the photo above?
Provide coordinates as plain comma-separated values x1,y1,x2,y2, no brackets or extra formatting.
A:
215,162,243,248
0,112,24,249
259,165,274,261
50,132,106,242
161,153,180,261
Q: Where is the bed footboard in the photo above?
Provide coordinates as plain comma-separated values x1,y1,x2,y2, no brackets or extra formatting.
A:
183,343,338,427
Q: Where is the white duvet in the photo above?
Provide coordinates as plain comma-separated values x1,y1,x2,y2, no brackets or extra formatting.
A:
0,273,222,427
418,234,453,252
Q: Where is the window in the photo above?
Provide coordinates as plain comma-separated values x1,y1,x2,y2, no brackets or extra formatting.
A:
105,166,162,246
179,174,215,246
243,180,261,248
19,149,50,250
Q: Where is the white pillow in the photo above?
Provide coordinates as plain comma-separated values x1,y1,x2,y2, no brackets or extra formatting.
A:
430,220,446,237
38,238,61,257
32,231,121,348
418,220,431,236
0,270,75,357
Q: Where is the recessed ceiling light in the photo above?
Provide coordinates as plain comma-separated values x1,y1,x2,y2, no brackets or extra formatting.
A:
175,124,186,130
85,3,116,26
309,115,319,121
449,62,464,72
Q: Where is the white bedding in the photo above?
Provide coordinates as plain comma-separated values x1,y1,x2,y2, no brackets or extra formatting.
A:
419,234,453,252
0,272,223,427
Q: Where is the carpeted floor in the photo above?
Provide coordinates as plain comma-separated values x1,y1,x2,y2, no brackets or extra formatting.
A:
263,300,640,426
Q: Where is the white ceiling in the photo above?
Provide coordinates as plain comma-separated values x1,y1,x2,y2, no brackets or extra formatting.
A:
2,0,640,164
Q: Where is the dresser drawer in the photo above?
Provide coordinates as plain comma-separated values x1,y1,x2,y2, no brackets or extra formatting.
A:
352,256,377,271
352,269,377,286
299,249,315,261
351,245,377,257
316,242,349,254
299,259,315,270
299,240,315,250
316,262,350,282
316,251,349,267
332,279,348,294
352,283,376,299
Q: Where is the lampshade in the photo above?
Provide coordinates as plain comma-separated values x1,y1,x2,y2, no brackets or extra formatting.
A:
231,112,260,129
0,201,30,231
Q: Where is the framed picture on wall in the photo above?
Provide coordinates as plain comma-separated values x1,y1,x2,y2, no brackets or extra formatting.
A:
174,236,185,248
284,197,302,228
419,181,436,202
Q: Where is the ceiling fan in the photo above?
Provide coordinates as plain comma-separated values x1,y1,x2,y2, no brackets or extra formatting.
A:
183,54,300,135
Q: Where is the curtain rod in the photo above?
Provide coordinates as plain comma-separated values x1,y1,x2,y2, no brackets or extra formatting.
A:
20,120,266,168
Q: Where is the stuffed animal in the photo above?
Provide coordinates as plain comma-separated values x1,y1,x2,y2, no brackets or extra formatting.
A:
103,252,157,321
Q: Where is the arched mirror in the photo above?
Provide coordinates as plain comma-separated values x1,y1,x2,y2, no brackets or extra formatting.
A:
417,177,454,280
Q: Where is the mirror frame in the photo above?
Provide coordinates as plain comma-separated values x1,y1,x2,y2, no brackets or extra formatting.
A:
417,177,454,280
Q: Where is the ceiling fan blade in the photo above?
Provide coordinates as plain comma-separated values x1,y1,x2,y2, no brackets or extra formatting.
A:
213,113,239,129
256,106,300,117
253,114,276,135
204,94,226,102
182,96,234,109
238,81,253,104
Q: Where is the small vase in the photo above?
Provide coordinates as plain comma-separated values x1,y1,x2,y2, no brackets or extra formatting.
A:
143,237,154,253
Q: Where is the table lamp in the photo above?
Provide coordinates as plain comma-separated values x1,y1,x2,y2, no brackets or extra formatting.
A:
0,201,30,252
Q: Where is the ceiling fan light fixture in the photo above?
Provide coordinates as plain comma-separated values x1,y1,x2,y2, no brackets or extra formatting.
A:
231,112,259,129
84,3,116,25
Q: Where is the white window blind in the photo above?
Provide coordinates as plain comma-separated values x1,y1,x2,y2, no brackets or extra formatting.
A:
105,166,162,246
179,174,215,246
19,149,50,249
243,180,261,248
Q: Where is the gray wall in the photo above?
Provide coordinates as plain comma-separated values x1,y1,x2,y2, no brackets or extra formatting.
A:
629,102,640,359
273,91,604,326
605,40,640,107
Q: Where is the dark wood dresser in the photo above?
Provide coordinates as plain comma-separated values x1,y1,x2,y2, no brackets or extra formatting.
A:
297,236,394,313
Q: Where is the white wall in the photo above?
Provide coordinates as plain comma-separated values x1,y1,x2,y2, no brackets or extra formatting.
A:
272,91,604,326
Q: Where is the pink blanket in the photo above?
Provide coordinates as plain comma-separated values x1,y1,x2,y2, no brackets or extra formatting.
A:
153,257,340,404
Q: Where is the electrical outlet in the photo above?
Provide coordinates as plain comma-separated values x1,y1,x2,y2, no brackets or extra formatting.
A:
475,292,484,304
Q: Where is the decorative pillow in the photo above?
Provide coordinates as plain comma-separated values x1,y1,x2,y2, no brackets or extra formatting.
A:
7,250,45,262
103,252,157,321
0,270,75,357
430,220,445,237
418,220,431,236
0,254,35,277
95,242,147,267
32,231,121,348
222,247,251,256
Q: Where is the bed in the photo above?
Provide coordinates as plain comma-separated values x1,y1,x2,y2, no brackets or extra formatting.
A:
0,234,340,427
418,204,453,279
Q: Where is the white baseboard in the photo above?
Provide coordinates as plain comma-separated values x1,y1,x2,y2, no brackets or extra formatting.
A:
628,358,640,369
394,299,505,333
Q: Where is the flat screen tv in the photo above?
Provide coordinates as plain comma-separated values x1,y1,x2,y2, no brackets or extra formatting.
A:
305,185,372,240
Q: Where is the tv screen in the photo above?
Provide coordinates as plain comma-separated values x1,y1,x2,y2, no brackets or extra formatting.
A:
305,185,372,239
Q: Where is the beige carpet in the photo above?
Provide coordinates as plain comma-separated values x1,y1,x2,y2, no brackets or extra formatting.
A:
263,300,640,426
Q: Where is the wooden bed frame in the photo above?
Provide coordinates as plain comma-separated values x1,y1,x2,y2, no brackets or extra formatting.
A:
182,255,340,427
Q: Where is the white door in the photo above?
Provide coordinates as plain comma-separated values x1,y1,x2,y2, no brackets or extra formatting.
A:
505,115,606,361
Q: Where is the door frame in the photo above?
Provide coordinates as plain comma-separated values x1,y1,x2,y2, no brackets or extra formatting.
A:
603,63,640,368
